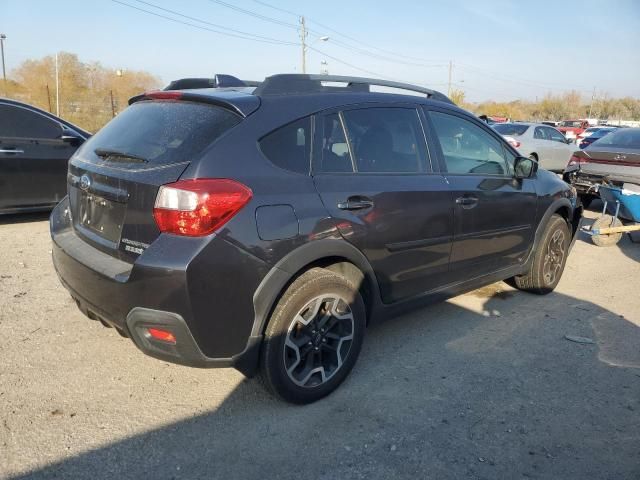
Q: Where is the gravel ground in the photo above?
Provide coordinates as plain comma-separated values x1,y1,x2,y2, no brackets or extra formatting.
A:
1,206,639,480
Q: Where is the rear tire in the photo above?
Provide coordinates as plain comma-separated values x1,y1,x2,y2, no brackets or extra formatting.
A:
259,268,366,404
507,214,570,295
591,214,623,247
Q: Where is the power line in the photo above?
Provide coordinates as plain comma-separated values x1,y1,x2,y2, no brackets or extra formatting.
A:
131,0,296,44
111,0,296,45
249,0,447,64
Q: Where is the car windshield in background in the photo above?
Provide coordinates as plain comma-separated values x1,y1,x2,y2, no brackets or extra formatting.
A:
590,128,640,148
492,123,529,136
560,121,583,127
79,100,240,165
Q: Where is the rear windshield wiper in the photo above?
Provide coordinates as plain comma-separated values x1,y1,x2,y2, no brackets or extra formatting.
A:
94,148,148,163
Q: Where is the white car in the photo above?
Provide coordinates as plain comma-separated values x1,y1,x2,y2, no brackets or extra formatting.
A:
492,122,575,172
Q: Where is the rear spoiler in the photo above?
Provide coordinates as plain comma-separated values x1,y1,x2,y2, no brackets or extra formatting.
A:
128,90,260,117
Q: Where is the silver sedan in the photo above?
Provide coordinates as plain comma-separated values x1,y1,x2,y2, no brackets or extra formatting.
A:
492,123,575,172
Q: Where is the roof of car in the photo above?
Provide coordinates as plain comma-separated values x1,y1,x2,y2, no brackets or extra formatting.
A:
0,97,91,137
137,73,456,118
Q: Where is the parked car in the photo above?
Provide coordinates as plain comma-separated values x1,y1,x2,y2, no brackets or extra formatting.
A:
492,122,575,172
578,127,617,149
0,99,90,214
564,127,640,208
50,74,581,404
557,119,590,141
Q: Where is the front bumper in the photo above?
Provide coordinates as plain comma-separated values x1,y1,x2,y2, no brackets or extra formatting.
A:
50,197,268,375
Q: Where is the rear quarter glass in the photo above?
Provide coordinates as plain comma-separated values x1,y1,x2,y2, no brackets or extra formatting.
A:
77,100,241,166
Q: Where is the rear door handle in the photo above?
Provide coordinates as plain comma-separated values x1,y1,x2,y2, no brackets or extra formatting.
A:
337,196,374,210
455,196,479,208
0,148,24,154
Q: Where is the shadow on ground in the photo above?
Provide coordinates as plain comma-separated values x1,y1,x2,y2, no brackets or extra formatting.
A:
11,287,640,479
0,211,51,226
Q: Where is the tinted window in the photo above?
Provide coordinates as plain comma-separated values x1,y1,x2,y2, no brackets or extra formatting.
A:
493,123,529,136
591,128,640,148
341,107,427,173
260,117,311,174
319,113,353,173
545,127,566,143
81,101,240,165
429,111,509,175
0,104,62,139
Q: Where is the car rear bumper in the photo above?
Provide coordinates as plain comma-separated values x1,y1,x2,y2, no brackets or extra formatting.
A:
50,197,268,375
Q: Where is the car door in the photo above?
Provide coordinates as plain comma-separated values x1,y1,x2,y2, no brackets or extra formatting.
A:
544,126,573,171
312,105,454,304
532,126,556,169
425,108,537,280
0,103,76,210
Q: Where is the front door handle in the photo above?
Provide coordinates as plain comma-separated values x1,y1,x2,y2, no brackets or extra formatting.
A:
0,148,24,154
337,196,374,210
455,196,479,209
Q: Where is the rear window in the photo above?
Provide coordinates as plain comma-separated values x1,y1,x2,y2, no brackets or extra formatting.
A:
591,128,640,148
81,101,240,165
492,123,529,136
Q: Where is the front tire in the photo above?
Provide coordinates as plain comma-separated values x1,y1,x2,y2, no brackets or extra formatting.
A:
260,268,366,404
507,214,570,295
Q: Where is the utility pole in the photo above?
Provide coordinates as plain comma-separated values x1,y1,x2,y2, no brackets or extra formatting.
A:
588,87,596,119
55,53,60,117
46,84,52,112
299,16,307,74
447,60,453,97
0,34,6,82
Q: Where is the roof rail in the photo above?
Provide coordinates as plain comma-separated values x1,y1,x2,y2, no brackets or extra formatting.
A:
164,74,248,91
253,74,453,104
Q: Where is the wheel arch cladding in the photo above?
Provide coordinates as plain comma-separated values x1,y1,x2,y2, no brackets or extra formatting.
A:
251,239,380,337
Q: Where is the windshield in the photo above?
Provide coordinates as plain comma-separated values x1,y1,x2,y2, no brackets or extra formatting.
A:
560,121,583,128
79,100,241,165
590,128,640,148
492,124,529,136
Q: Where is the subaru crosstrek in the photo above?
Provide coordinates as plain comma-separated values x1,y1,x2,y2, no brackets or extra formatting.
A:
51,74,581,404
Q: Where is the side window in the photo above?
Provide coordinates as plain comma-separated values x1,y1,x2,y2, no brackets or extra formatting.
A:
259,116,311,174
534,127,548,140
319,113,353,173
429,111,509,176
546,128,566,143
0,104,62,139
341,107,427,173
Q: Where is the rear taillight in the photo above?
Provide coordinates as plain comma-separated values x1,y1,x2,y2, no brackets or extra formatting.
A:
567,154,588,167
153,179,252,237
506,137,521,149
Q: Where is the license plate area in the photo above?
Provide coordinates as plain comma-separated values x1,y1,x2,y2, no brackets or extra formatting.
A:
78,192,125,244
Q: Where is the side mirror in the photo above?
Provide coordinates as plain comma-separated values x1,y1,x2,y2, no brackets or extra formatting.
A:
565,138,574,144
60,129,83,147
514,156,536,179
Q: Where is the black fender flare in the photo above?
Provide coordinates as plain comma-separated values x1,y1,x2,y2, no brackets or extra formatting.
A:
250,238,381,338
524,197,578,268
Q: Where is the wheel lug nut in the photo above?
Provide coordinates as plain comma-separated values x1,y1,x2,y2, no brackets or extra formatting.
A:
322,338,327,343
314,346,319,350
308,341,312,345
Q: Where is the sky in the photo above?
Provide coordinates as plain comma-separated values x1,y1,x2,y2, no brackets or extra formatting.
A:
1,0,639,102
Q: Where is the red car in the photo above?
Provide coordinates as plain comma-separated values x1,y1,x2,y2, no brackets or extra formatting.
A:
557,119,590,141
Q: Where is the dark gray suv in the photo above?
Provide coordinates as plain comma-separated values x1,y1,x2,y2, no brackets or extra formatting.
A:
50,74,581,403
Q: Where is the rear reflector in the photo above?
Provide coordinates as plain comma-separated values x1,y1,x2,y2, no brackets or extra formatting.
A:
147,328,177,344
153,178,252,236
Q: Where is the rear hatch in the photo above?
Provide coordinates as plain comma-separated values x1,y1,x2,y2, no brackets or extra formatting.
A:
67,97,243,262
577,129,640,183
